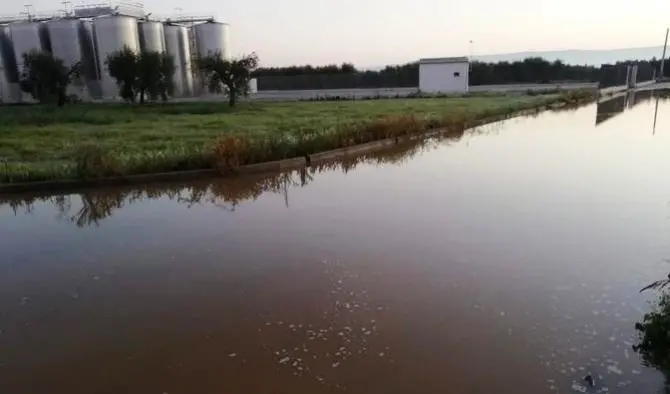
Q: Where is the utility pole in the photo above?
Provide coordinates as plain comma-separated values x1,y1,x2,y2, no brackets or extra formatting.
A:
468,40,473,65
23,4,33,21
60,1,71,16
660,28,669,81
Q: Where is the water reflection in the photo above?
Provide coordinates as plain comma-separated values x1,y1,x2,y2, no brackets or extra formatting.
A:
654,98,660,135
596,89,669,127
0,130,465,227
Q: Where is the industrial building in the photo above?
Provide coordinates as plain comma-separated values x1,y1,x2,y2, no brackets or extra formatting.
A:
418,57,469,94
0,2,230,103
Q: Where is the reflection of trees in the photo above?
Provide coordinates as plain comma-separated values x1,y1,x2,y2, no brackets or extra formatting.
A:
3,171,311,227
311,138,436,175
1,132,458,227
634,289,670,393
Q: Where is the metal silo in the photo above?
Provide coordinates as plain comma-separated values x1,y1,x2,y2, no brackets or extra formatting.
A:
164,23,193,97
9,21,49,102
138,21,165,53
46,18,100,100
0,25,21,104
93,15,140,99
193,21,230,60
81,20,103,99
9,21,49,72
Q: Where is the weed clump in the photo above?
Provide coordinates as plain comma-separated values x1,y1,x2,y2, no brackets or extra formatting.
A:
74,144,119,179
211,136,250,173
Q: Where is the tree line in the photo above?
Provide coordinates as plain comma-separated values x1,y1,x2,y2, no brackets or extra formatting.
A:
253,57,669,90
16,50,669,102
17,48,258,107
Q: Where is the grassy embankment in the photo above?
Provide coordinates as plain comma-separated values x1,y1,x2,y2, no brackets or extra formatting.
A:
0,91,594,185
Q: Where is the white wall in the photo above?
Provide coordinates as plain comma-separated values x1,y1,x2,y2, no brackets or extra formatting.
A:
248,78,258,94
419,62,469,93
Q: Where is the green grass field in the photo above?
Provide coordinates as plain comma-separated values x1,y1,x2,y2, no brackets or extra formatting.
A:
0,92,593,184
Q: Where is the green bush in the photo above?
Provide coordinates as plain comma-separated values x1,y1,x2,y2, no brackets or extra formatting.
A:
19,50,80,106
106,46,175,103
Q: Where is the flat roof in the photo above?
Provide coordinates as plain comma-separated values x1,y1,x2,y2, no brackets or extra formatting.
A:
419,56,469,64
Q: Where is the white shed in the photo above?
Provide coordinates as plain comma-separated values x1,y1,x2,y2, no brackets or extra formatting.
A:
419,57,469,94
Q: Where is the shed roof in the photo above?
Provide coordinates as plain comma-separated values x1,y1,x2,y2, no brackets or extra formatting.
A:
418,56,469,64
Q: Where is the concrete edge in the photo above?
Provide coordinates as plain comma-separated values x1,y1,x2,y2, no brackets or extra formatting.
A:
598,81,658,97
0,157,306,195
636,80,656,88
599,85,628,96
0,169,219,195
235,157,307,174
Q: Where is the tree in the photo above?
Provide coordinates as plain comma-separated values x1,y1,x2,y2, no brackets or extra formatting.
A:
157,52,176,101
136,51,175,103
196,52,259,107
106,46,175,103
106,46,138,102
19,50,81,106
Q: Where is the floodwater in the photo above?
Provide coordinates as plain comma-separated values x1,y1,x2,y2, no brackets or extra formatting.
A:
1,91,670,394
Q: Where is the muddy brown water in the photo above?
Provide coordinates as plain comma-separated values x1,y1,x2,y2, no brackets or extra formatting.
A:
1,92,670,394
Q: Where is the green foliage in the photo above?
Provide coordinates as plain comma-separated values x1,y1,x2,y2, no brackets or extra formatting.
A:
196,52,259,107
106,46,175,103
158,52,176,100
634,291,670,387
19,50,81,106
137,51,176,103
255,62,419,90
106,46,138,102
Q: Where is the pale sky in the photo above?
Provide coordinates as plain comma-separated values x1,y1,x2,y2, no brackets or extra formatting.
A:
5,0,670,66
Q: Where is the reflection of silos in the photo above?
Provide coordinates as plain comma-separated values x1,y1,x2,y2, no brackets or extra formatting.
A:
93,15,140,99
46,18,100,100
164,24,193,97
138,21,165,53
193,21,230,60
625,90,636,109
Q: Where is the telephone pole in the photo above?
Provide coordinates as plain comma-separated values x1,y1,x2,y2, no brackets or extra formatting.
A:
23,4,33,21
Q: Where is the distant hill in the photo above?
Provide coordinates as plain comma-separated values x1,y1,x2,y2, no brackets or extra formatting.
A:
361,46,668,70
471,46,666,66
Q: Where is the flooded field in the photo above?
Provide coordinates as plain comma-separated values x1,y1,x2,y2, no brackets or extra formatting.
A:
1,91,670,394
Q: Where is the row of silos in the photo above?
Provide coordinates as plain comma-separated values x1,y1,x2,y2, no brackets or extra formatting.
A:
0,16,230,103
